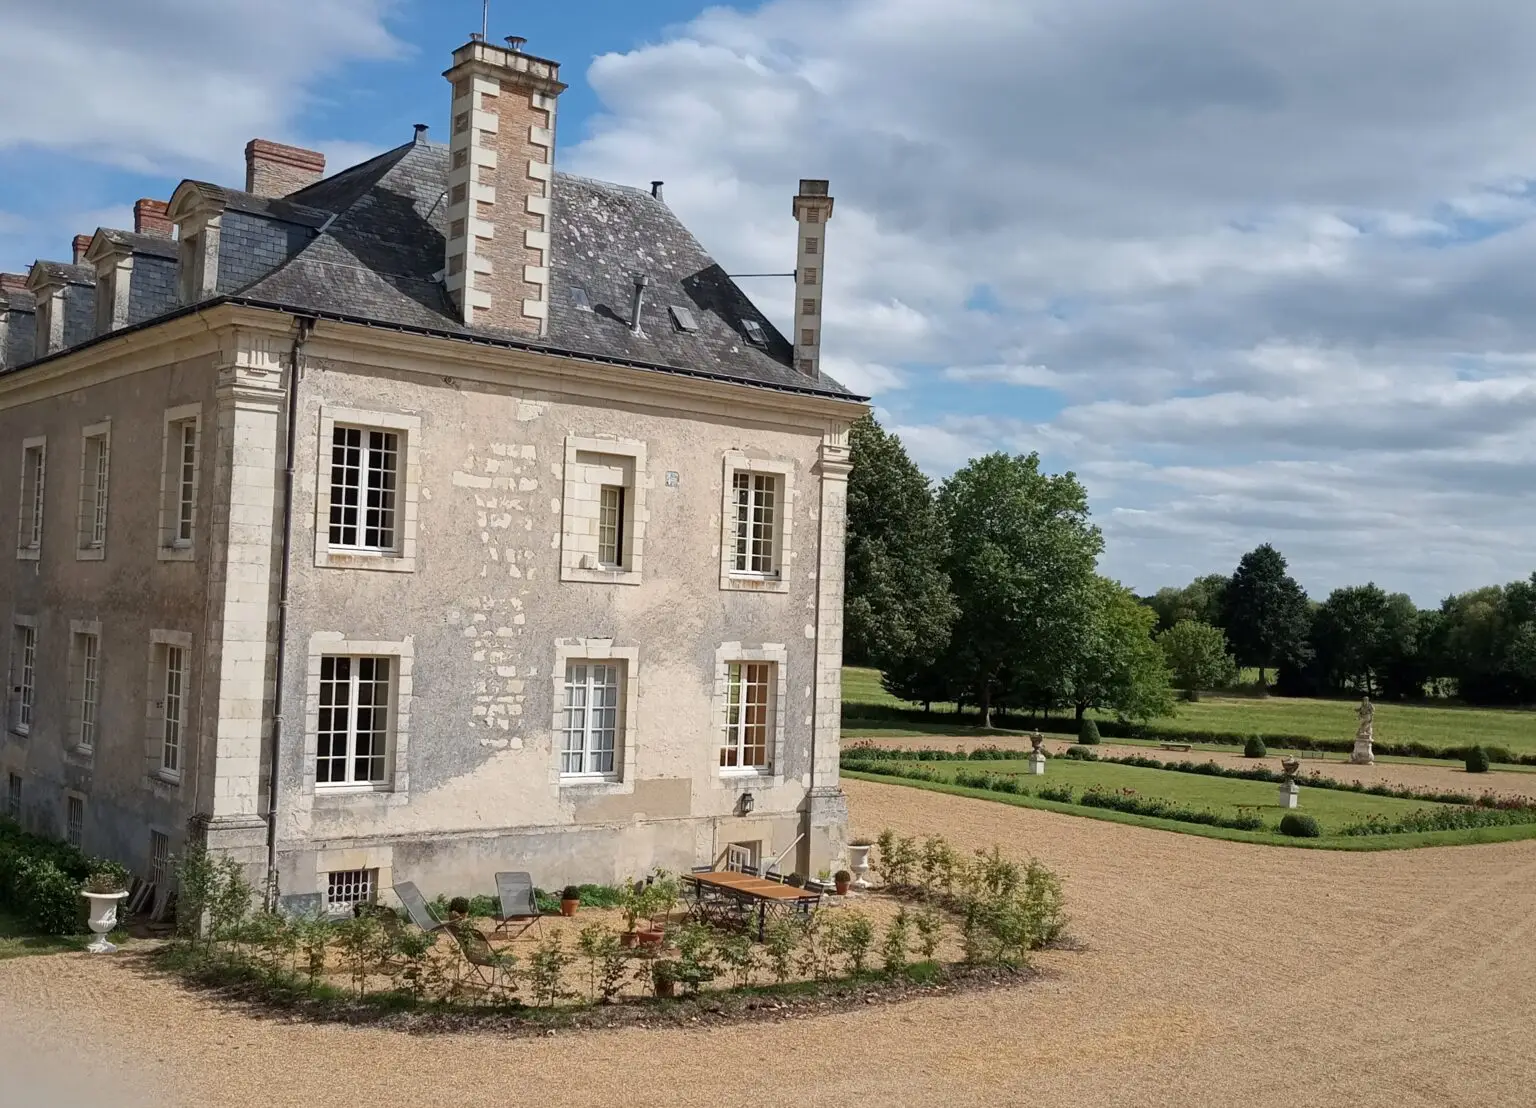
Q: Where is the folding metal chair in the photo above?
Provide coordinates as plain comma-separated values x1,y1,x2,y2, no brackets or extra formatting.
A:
492,871,544,939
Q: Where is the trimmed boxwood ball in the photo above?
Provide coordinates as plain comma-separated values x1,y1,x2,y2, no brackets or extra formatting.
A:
1465,745,1491,773
1243,736,1267,758
1078,718,1101,745
1279,813,1322,838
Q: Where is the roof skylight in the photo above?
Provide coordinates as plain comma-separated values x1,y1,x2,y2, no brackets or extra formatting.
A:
670,305,698,332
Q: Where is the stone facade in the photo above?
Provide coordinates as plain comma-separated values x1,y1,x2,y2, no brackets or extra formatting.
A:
0,304,860,904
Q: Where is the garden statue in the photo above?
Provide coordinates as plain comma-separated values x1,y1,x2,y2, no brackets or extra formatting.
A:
1027,732,1046,775
1350,697,1375,766
1277,755,1300,810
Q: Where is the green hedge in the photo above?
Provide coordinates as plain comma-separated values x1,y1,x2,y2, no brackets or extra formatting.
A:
844,706,1536,767
0,819,128,935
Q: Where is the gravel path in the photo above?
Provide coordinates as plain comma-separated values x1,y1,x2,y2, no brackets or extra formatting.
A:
6,779,1536,1107
866,733,1536,798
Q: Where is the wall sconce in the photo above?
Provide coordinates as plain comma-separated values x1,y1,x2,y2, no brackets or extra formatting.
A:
737,791,755,817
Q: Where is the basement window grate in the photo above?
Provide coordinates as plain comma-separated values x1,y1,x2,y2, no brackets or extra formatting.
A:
327,869,376,912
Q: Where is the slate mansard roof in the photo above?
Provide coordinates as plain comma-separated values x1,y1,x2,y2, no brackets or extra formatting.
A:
4,136,858,401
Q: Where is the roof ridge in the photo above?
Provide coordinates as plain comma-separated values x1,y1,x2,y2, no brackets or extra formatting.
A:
285,139,418,213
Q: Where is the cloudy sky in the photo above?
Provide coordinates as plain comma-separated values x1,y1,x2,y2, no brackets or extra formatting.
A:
3,0,1534,606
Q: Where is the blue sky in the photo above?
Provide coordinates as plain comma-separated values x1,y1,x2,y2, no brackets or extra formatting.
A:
6,0,1536,606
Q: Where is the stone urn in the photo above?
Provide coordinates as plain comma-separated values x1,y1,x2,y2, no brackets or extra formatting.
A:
1277,756,1301,810
81,890,128,953
848,843,873,889
1028,732,1047,775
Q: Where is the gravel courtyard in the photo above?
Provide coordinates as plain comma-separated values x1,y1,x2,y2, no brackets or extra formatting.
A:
5,777,1535,1107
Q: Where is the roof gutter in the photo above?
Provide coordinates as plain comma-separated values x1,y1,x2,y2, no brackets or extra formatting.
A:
265,312,315,905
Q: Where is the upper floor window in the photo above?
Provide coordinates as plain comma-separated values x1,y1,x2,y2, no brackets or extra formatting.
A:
561,662,622,780
76,422,111,558
8,622,36,735
316,655,393,788
732,472,779,576
315,408,419,573
720,456,794,593
330,426,399,552
560,437,646,585
16,438,45,559
159,406,201,559
70,625,100,752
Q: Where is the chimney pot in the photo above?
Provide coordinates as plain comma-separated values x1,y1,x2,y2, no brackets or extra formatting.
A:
650,180,664,200
244,138,327,198
413,123,430,142
506,35,527,52
134,199,173,237
0,272,28,294
73,235,93,264
630,273,650,333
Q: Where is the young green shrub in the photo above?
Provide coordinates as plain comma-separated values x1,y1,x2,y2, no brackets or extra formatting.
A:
12,857,81,936
876,829,919,889
333,914,385,996
1243,736,1267,758
671,922,720,994
1021,858,1069,947
1078,718,1101,745
832,911,877,976
881,909,910,974
576,923,622,1002
1279,813,1322,838
713,930,759,989
764,917,803,983
1465,746,1491,774
912,905,945,961
527,932,576,1007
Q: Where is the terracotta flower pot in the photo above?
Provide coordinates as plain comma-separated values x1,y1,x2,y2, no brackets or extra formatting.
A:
655,977,677,998
560,899,579,917
619,931,639,948
639,928,665,948
835,878,851,896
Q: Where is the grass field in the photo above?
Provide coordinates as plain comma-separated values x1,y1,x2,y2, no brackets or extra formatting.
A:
843,666,1536,755
0,909,98,960
854,756,1436,835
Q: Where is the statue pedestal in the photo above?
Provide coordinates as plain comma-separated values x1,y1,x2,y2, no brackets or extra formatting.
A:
1027,752,1046,775
1349,737,1375,766
1278,780,1299,809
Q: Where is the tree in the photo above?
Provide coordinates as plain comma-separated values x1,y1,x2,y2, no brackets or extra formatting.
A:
1060,576,1175,722
1311,584,1392,696
1145,573,1230,634
937,452,1103,727
1157,620,1238,701
843,416,957,680
1220,544,1312,686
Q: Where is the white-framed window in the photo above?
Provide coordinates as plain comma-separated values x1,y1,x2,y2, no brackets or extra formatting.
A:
145,631,192,785
65,794,83,848
158,406,201,558
148,830,169,886
16,438,45,559
314,408,420,572
561,662,622,779
326,868,376,912
9,622,36,735
316,656,394,788
720,456,794,592
720,661,775,772
160,644,185,776
76,422,111,558
560,437,647,585
5,773,20,822
732,472,778,576
70,625,101,752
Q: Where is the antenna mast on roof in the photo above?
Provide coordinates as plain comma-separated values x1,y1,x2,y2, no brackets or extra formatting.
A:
482,0,490,40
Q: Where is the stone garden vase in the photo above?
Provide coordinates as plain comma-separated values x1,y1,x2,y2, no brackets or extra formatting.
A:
81,891,128,954
848,845,872,889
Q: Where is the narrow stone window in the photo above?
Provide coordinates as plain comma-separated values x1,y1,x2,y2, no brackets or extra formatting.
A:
9,623,36,734
77,425,111,555
597,485,625,568
157,643,186,779
17,440,45,556
71,629,100,751
5,773,19,822
720,662,774,771
66,795,83,847
804,237,819,255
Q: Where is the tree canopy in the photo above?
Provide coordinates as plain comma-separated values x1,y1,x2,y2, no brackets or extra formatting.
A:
1156,620,1238,701
1220,544,1312,684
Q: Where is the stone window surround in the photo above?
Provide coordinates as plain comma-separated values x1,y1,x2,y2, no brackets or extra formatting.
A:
8,614,37,737
144,628,192,786
718,453,795,594
313,406,422,573
302,632,413,810
75,420,111,562
551,638,639,796
15,436,45,561
156,403,203,562
710,642,788,790
560,435,648,586
67,619,102,756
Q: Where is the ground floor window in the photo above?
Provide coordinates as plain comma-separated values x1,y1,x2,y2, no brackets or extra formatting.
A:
316,656,393,787
720,661,774,771
560,662,622,778
65,795,83,847
6,773,20,822
149,830,170,887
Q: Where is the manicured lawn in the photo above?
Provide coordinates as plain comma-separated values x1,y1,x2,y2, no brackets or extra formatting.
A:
842,666,1536,756
866,756,1437,835
0,908,94,960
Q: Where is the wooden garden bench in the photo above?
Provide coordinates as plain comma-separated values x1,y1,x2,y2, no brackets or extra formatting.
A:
1159,742,1193,752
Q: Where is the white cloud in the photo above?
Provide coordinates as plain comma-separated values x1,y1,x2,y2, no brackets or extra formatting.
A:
565,0,1536,604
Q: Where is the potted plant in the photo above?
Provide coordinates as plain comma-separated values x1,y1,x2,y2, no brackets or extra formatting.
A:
651,957,680,998
834,869,852,896
619,881,644,947
80,871,129,954
560,885,581,917
848,839,874,889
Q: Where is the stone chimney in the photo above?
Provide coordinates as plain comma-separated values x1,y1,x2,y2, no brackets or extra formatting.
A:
72,235,92,264
244,139,326,198
0,273,27,294
134,199,173,237
443,36,567,335
792,179,834,375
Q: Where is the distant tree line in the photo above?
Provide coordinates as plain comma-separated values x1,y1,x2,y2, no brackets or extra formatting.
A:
844,413,1536,715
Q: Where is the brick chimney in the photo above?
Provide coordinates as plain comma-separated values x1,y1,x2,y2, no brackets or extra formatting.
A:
792,180,834,375
0,273,27,294
134,198,173,237
73,235,92,264
443,36,567,335
244,139,326,198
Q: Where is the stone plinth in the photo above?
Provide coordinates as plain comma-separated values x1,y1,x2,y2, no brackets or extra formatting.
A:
1349,736,1375,765
1278,780,1299,809
1027,751,1046,775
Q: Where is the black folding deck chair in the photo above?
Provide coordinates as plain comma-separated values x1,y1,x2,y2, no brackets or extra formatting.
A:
392,880,447,933
492,871,544,939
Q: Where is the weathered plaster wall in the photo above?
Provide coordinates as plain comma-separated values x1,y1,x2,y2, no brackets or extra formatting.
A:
271,350,847,897
0,353,220,875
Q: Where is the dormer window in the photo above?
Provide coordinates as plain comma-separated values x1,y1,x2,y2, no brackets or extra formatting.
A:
94,273,113,336
179,233,202,304
33,287,64,355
